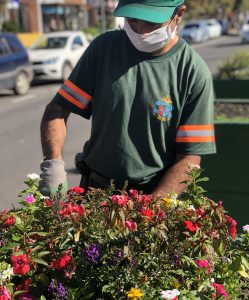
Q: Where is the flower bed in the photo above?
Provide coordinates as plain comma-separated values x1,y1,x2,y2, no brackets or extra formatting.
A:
0,168,249,300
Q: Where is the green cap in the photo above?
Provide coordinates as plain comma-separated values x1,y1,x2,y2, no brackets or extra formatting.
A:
114,0,184,23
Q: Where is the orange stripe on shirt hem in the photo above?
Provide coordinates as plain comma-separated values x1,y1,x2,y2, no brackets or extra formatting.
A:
58,88,86,110
178,125,214,131
64,80,92,101
176,136,215,143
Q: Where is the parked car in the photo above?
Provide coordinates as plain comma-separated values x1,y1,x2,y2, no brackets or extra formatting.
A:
204,19,222,38
28,31,89,81
180,20,209,43
0,32,33,95
241,19,249,43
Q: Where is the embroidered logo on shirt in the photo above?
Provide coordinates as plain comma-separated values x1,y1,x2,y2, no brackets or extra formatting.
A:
153,96,173,122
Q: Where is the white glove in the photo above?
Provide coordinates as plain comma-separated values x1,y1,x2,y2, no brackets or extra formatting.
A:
39,159,68,197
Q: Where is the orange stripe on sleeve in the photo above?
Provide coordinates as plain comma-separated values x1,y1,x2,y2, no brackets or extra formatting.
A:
176,136,215,143
64,80,92,102
178,125,214,131
58,88,86,110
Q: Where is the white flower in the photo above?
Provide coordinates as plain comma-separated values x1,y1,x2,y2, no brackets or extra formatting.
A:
27,173,40,180
189,164,201,170
2,267,13,280
188,205,196,211
161,289,180,299
221,256,232,264
243,224,249,233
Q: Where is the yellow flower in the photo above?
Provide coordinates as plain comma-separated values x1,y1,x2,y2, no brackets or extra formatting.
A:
163,192,182,208
126,288,144,299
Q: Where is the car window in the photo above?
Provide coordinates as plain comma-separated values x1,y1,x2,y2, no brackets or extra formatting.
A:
0,37,11,56
72,36,83,46
31,36,68,49
7,35,23,53
184,24,200,29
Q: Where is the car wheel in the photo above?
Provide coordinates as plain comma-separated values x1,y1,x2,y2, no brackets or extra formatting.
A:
62,62,73,81
14,72,30,95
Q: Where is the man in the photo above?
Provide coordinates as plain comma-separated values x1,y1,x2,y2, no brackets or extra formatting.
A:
39,0,216,197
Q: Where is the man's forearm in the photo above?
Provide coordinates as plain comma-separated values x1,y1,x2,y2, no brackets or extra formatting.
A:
153,155,201,197
40,102,70,160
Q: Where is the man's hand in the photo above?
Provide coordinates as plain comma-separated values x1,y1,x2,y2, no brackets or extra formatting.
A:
39,159,68,196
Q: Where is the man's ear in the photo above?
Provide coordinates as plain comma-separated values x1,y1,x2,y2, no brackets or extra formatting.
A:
175,5,186,25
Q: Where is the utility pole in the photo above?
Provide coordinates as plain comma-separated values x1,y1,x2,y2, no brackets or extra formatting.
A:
100,0,106,33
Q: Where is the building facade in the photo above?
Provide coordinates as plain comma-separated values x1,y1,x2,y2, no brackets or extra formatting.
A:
4,0,118,33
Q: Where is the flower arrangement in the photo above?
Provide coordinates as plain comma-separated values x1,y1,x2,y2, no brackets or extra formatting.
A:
0,168,249,300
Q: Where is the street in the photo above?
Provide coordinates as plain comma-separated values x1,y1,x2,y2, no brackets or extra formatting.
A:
0,34,249,209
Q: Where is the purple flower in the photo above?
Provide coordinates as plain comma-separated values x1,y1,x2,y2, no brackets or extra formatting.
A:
84,243,100,264
19,293,33,300
48,279,68,299
108,250,124,266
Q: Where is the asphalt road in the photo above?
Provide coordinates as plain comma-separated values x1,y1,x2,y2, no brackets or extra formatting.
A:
0,34,249,209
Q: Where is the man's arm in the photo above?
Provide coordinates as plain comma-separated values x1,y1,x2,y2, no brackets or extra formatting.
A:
40,101,70,160
153,154,201,197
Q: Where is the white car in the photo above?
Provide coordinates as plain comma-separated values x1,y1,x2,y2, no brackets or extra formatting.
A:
205,19,222,39
28,31,89,81
241,20,249,43
181,20,209,43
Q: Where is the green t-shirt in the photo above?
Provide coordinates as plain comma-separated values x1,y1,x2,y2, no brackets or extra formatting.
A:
53,29,216,188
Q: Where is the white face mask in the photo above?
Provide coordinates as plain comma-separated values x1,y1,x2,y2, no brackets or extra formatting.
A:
124,19,177,53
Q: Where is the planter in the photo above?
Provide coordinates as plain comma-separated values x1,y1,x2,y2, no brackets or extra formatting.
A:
213,79,249,99
202,122,249,228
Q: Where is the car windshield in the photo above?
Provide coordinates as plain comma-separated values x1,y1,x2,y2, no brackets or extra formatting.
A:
184,24,200,29
30,36,68,50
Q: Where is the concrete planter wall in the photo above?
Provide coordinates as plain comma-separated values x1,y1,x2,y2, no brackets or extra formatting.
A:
202,123,249,228
213,79,249,99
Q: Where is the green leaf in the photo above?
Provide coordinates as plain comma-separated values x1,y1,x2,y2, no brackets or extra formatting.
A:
37,251,51,258
238,268,249,278
30,257,48,266
241,256,249,270
77,292,95,300
40,296,47,300
27,232,49,237
74,231,81,242
230,257,243,272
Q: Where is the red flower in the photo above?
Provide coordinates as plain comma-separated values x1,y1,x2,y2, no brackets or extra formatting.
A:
225,215,237,240
140,209,154,219
125,220,137,231
51,253,71,270
69,186,85,194
4,216,16,227
44,198,52,207
0,286,11,300
211,283,228,299
11,254,30,275
59,203,85,218
183,220,199,233
16,278,32,291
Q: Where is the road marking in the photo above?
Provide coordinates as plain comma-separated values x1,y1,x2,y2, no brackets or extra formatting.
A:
12,94,35,104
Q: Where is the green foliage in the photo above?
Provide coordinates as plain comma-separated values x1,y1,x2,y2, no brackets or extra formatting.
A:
0,170,248,299
215,51,249,79
1,20,20,33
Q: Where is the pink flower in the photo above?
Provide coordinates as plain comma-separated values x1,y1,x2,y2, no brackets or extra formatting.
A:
111,195,128,206
125,220,137,231
211,283,228,299
0,286,11,300
25,195,35,204
129,189,139,198
197,259,209,268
